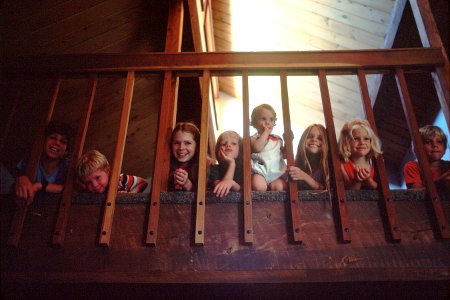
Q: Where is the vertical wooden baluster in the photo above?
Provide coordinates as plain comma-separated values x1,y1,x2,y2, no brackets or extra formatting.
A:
357,69,401,241
146,71,178,245
146,0,183,246
99,71,135,247
280,71,302,242
395,68,450,239
242,70,253,244
52,74,97,246
318,70,351,242
7,77,61,247
194,70,211,245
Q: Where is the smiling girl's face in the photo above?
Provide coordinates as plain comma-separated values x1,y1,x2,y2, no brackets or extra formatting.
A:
349,127,371,159
172,130,197,164
304,126,323,155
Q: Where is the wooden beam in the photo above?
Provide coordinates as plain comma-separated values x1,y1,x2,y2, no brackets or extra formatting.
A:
280,71,302,243
146,0,183,246
357,69,401,242
395,68,450,239
52,74,97,247
3,48,444,76
409,0,450,129
187,0,218,151
98,71,135,247
318,70,351,243
7,77,61,248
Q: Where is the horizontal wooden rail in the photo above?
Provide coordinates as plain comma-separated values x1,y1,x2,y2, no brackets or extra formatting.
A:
2,48,444,76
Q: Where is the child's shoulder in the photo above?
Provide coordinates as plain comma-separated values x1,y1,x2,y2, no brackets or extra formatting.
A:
268,133,283,141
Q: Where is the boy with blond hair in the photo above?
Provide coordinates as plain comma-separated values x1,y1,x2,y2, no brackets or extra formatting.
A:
76,150,147,193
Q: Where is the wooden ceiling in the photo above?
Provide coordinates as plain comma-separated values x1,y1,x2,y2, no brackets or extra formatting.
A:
1,0,448,186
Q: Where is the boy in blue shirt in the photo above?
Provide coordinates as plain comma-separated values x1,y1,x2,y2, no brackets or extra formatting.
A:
15,121,74,206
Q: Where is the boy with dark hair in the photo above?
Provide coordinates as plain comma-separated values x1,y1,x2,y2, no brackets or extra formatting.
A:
15,121,74,205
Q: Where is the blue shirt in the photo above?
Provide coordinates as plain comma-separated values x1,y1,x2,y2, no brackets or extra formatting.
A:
17,158,70,184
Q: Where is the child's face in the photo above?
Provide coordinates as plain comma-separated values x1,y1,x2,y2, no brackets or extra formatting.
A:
83,170,110,194
43,133,68,160
305,126,323,154
254,108,275,133
172,130,196,164
349,127,371,159
423,134,446,162
218,137,240,160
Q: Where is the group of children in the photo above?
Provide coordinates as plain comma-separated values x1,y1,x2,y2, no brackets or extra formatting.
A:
15,104,449,206
162,103,449,197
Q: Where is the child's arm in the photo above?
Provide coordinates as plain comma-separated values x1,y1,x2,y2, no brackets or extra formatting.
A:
129,176,148,193
403,162,424,189
118,174,149,193
15,175,36,206
213,160,240,197
43,183,64,193
213,149,241,197
251,127,271,153
288,166,324,190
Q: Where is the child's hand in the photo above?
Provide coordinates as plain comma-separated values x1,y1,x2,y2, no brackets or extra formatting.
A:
288,166,307,181
213,179,234,197
263,125,272,135
15,176,35,206
174,168,190,190
218,149,235,165
355,166,371,182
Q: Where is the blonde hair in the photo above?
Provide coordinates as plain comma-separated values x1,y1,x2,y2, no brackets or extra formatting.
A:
338,118,382,162
295,124,330,191
419,125,448,146
76,150,110,181
250,104,277,129
215,130,243,162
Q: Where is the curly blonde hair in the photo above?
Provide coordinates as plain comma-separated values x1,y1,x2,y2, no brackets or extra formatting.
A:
338,118,382,162
76,150,110,182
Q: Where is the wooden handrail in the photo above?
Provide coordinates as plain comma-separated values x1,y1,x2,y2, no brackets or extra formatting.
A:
2,48,444,76
6,48,448,247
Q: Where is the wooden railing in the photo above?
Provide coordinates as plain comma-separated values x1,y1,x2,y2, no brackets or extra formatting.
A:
3,48,449,248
